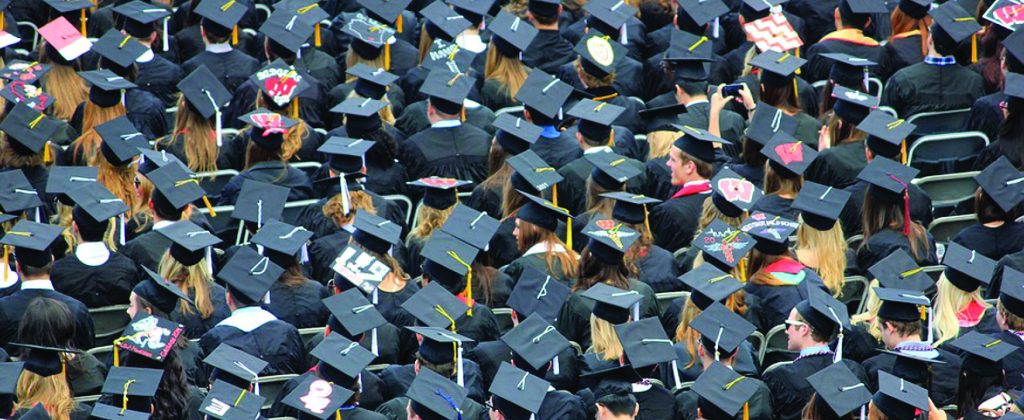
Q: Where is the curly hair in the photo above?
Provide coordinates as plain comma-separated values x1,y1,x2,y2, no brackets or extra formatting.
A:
323,190,376,227
410,204,454,240
158,251,215,318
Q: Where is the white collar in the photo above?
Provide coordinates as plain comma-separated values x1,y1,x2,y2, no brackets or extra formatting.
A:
342,223,356,233
583,146,612,155
216,306,278,332
684,179,710,188
206,42,233,54
632,382,652,392
455,32,487,53
523,241,566,257
137,48,155,63
153,220,175,230
431,119,462,129
21,279,54,291
0,270,19,290
685,98,709,107
75,242,110,266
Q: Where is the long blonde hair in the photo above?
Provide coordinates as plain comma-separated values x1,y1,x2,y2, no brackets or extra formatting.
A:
73,102,127,164
14,371,77,420
158,251,215,318
484,45,528,100
254,94,307,162
796,218,848,296
673,299,702,367
410,204,454,240
932,275,991,346
345,89,395,125
96,156,139,217
646,130,681,161
323,189,376,227
345,45,386,73
165,95,218,172
851,279,883,342
590,314,623,361
40,63,88,121
515,219,579,280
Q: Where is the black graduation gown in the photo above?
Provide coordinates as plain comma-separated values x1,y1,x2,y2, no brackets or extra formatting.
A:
661,341,760,385
839,179,934,237
965,92,1005,147
763,353,869,420
307,229,353,285
501,253,576,288
749,194,798,221
269,370,388,415
171,283,232,339
649,191,708,253
862,347,963,407
804,140,868,189
635,381,676,420
375,396,489,420
634,245,680,293
467,340,584,392
558,280,662,349
522,29,575,74
675,376,774,420
0,288,95,350
729,74,821,120
952,223,1024,263
882,61,985,118
51,249,139,308
676,102,747,146
181,48,262,93
804,30,885,83
843,323,883,364
538,389,588,420
136,53,185,108
881,32,925,81
480,78,519,111
486,217,521,269
394,100,497,136
556,54,645,99
198,312,307,375
225,71,328,131
403,235,426,279
530,131,584,171
263,279,331,329
378,362,486,403
556,150,645,215
373,283,421,329
642,156,672,200
70,351,108,396
449,303,501,347
121,229,172,274
125,88,169,139
995,331,1024,389
296,188,408,240
856,229,939,275
398,123,491,184
744,267,829,332
217,162,315,205
784,0,839,45
466,183,502,224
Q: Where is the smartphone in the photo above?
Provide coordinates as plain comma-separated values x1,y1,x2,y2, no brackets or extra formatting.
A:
721,83,744,97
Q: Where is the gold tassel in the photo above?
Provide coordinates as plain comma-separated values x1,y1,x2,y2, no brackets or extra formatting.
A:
460,107,466,122
3,245,8,282
971,34,977,64
642,204,651,235
794,48,801,75
120,379,136,414
234,389,247,406
384,42,391,71
920,305,927,321
232,26,238,45
396,15,403,33
42,142,51,164
315,24,321,47
336,410,341,420
81,9,87,36
202,196,217,217
566,217,572,249
0,12,5,32
552,185,558,208
737,258,747,282
291,99,300,119
448,250,474,316
743,403,749,420
901,141,907,165
792,78,799,105
113,345,119,367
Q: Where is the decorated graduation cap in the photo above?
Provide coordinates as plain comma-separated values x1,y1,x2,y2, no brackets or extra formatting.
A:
39,17,91,62
92,29,147,70
831,85,878,125
420,1,470,42
692,219,755,272
250,220,313,267
280,375,353,419
198,379,265,420
146,162,214,218
582,282,643,324
79,69,136,108
942,242,996,293
857,156,919,236
322,288,386,354
439,204,499,251
158,220,221,268
331,244,391,296
868,249,934,292
96,115,149,166
422,38,479,74
859,110,916,162
251,60,310,108
0,61,50,84
583,216,640,264
691,302,756,362
259,8,315,56
930,1,982,61
239,109,299,152
9,342,78,378
692,361,759,419
232,179,289,228
352,210,401,255
490,362,549,418
710,168,762,218
195,0,246,43
1,220,61,268
739,211,799,255
218,246,283,304
568,99,624,143
517,190,574,248
407,177,469,210
133,266,195,316
347,64,397,101
401,281,469,329
744,101,798,146
950,330,1019,376
792,181,851,230
615,317,677,373
493,113,541,155
516,69,572,121
0,81,53,113
875,287,933,342
407,368,468,420
408,326,475,386
507,150,562,197
311,332,376,387
673,124,726,164
604,192,660,230
1001,267,1024,317
586,151,640,190
421,68,473,115
95,366,163,416
342,13,396,67
761,131,817,178
574,34,626,78
420,231,480,313
0,103,59,158
489,10,538,57
178,65,231,147
976,156,1024,213
680,263,744,310
872,371,930,419
203,343,268,390
112,314,183,367
796,286,851,360
807,363,872,419
821,53,876,91
67,181,129,244
506,267,571,322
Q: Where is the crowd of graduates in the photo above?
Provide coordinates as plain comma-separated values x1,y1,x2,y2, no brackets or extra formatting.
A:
1,0,1024,418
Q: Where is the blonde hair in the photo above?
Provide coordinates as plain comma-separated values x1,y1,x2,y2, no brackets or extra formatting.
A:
52,203,120,252
417,29,433,64
795,217,848,297
574,58,615,87
673,298,702,367
0,135,53,168
14,371,76,420
254,94,307,162
165,95,218,172
698,197,745,231
96,156,139,218
73,102,127,165
345,45,386,73
484,45,529,100
646,130,681,160
932,275,991,346
41,63,88,121
323,189,376,227
851,279,883,342
410,204,454,240
345,89,395,125
590,314,623,361
158,251,215,318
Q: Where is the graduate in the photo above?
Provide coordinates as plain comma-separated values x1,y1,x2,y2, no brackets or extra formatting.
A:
155,65,232,173
750,131,818,220
614,318,678,419
868,371,938,419
488,361,585,420
603,192,677,294
642,4,733,101
803,0,887,83
89,30,167,140
803,362,873,419
561,0,646,61
581,365,643,420
854,157,938,271
0,102,61,207
376,319,486,405
62,69,139,166
321,288,410,366
154,220,229,338
564,34,644,135
90,366,163,419
37,16,91,124
933,242,1000,345
327,96,410,197
327,64,406,134
181,0,260,93
734,48,821,122
947,331,1020,418
792,181,852,297
468,113,541,220
805,85,877,189
880,0,932,81
975,72,1024,170
121,160,200,275
722,0,808,79
573,282,644,372
201,343,268,400
336,211,415,326
648,125,720,252
514,70,582,169
994,269,1024,389
500,190,578,286
249,220,329,329
197,380,265,420
480,11,537,111
114,2,184,108
816,52,877,116
216,109,315,205
403,177,468,278
952,157,1024,273
520,0,575,74
331,0,419,78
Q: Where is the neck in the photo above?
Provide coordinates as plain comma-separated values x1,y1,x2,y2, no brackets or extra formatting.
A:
892,335,923,347
21,274,49,282
803,341,829,351
680,94,708,105
535,20,558,31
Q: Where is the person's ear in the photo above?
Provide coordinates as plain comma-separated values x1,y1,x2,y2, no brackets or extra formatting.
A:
575,131,584,146
633,402,640,417
413,359,420,374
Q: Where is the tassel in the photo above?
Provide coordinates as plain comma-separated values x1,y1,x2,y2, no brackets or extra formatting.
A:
794,47,801,76
448,250,473,316
2,246,7,282
552,355,560,374
43,142,51,164
642,203,650,234
340,176,351,215
460,107,466,122
119,214,125,245
81,9,87,36
336,411,341,420
206,247,213,275
743,403,749,420
0,12,5,31
113,346,119,367
291,99,300,119
926,307,934,344
371,327,378,355
162,17,169,52
456,342,465,386
902,190,911,236
565,217,572,250
232,26,238,45
384,43,391,71
792,78,799,105
215,109,222,147
396,15,403,33
713,17,719,38
619,23,627,45
202,195,217,217
671,360,681,389
971,34,977,64
551,185,558,207
315,24,321,47
901,141,907,165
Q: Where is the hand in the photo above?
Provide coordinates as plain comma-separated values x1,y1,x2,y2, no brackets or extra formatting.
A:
818,124,831,151
738,83,756,111
710,84,732,114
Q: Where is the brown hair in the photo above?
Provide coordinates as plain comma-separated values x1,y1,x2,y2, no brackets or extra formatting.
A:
254,94,307,162
795,309,834,343
574,58,615,88
860,191,931,262
889,8,931,58
410,204,455,240
165,95,218,172
243,141,285,174
278,263,309,288
501,184,529,219
515,219,579,280
574,247,631,291
97,155,140,217
676,148,714,178
880,318,922,338
158,251,215,318
998,299,1024,330
484,44,529,100
480,140,513,190
323,189,376,227
39,51,88,121
760,81,801,114
417,28,434,64
826,113,868,147
73,102,127,164
0,135,51,168
747,249,796,286
762,162,803,197
975,187,1018,223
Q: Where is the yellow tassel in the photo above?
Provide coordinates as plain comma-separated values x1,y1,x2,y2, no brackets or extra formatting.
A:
460,107,466,122
336,411,341,420
42,142,51,164
566,217,572,249
794,48,801,75
743,403,749,420
291,99,300,119
232,26,238,45
900,141,907,165
120,379,136,414
81,9,87,36
737,258,747,282
202,196,216,217
642,204,651,235
920,305,927,321
315,24,321,47
447,250,473,316
384,43,391,71
234,389,247,406
113,345,119,367
3,246,8,282
552,185,558,208
396,15,403,33
1,12,5,32
971,34,977,64
792,78,799,105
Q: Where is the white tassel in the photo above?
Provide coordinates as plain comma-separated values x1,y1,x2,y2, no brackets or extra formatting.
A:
860,405,865,420
713,18,719,38
300,243,309,263
926,307,934,344
456,344,465,386
34,207,39,223
264,291,271,304
631,303,639,321
256,200,263,229
371,328,378,356
119,214,125,245
552,356,560,375
620,23,627,45
372,288,378,305
162,17,169,52
205,247,213,275
340,176,351,215
672,360,681,389
215,109,222,147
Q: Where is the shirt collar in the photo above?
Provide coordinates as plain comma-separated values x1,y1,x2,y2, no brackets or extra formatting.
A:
21,279,54,291
523,241,566,257
540,125,561,138
217,306,278,332
431,119,462,129
206,42,233,54
75,242,111,267
685,99,709,107
137,48,155,63
153,220,175,230
924,55,956,66
583,146,612,155
799,345,832,357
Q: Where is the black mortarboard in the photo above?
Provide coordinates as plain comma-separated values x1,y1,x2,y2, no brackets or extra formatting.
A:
1007,72,1024,100
490,362,549,417
42,0,91,14
665,29,713,64
334,98,387,137
875,287,931,322
311,332,376,383
134,266,195,315
331,244,391,294
493,113,541,155
116,314,183,363
873,371,930,419
251,220,312,265
581,282,642,324
260,8,315,54
0,103,59,155
692,362,759,418
318,136,375,174
691,302,756,358
232,179,288,225
860,110,916,159
743,102,798,146
806,363,872,418
0,362,24,395
440,204,499,251
585,0,635,34
146,163,205,214
568,99,625,143
831,85,878,125
670,57,713,85
448,0,494,26
113,1,170,38
692,219,755,272
673,124,726,163
92,29,146,69
9,343,77,377
407,369,467,420
942,242,995,292
250,60,311,108
930,1,981,48
820,52,876,89
710,168,763,218
280,375,353,419
574,34,627,78
203,344,268,388
750,49,805,87
421,69,473,114
515,190,572,233
949,331,1019,375
323,288,386,337
615,317,676,368
0,61,50,84
739,212,799,255
0,170,41,215
604,192,660,226
898,0,932,19
868,249,934,291
1,221,60,267
977,156,1024,213
79,69,135,107
500,312,571,372
195,0,246,34
239,109,299,152
489,10,538,56
858,156,918,204
351,211,401,255
217,246,282,303
795,286,850,337
420,1,470,42
678,0,728,27
421,39,478,74
506,267,571,321
792,181,851,230
407,177,470,210
100,366,163,401
347,64,397,100
46,166,97,206
761,131,817,178
740,0,786,20
840,0,887,15
178,65,231,120
527,0,561,18
158,220,220,266
420,230,479,287
137,149,184,176
96,115,148,165
1001,267,1024,317
680,263,744,310
67,181,128,224
515,70,572,119
358,0,411,24
401,281,469,329
586,151,640,190
583,215,640,264
15,404,48,420
0,81,53,112
507,150,562,194
198,380,265,420
409,326,475,367
90,405,148,420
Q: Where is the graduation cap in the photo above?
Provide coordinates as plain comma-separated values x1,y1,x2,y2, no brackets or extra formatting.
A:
581,364,642,401
582,215,640,264
898,0,932,19
949,330,1019,376
448,0,493,26
137,148,184,176
507,150,562,195
440,204,499,251
873,371,930,419
691,302,756,360
868,249,934,292
195,0,246,37
1,221,60,268
574,34,627,78
90,404,149,420
0,362,24,395
0,169,42,216
232,179,288,226
419,230,479,296
527,0,561,18
1004,29,1024,72
407,177,470,210
66,181,129,236
710,168,763,218
8,343,77,377
96,115,149,166
739,211,800,255
331,244,391,294
875,288,932,340
407,368,468,420
806,363,872,418
39,17,92,61
1001,267,1024,317
358,0,411,25
567,99,624,144
584,0,636,38
489,362,549,418
42,0,91,19
317,136,374,176
0,61,50,84
586,151,640,190
615,317,676,369
831,85,878,125
311,332,376,385
761,131,817,178
421,1,470,42
795,286,850,350
976,156,1024,213
515,190,573,243
217,246,282,303
239,109,299,152
334,97,387,137
351,210,401,255
347,64,397,100
856,156,918,207
259,8,315,55
691,219,755,272
203,344,268,389
250,220,313,264
280,375,353,419
421,69,473,115
604,192,660,227
859,110,916,161
750,49,805,88
0,25,19,53
401,281,469,329
408,326,474,386
840,0,888,15
251,60,310,108
198,380,265,420
1007,72,1024,101
0,103,59,155
178,65,230,146
665,29,714,66
821,53,876,90
342,13,396,60
941,242,995,293
678,0,728,28
113,1,171,44
323,288,387,338
673,124,726,164
158,220,221,267
492,114,539,155
581,282,642,324
114,314,184,365
506,266,571,322
46,166,97,206
92,29,146,69
0,81,53,113
421,38,478,74
146,162,206,215
739,0,785,20
133,265,195,315
99,366,163,414
680,263,744,310
791,181,851,230
515,69,572,120
489,10,538,56
79,69,135,107
743,101,799,146
930,1,981,51
692,362,759,418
